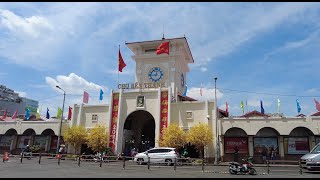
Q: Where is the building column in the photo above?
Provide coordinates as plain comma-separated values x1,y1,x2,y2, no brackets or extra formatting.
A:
278,136,284,160
76,103,84,126
309,135,316,150
248,136,254,157
10,135,18,152
45,136,51,152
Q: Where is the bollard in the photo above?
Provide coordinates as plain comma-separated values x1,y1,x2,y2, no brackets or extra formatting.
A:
299,159,302,175
39,153,42,164
202,158,204,172
174,158,177,172
20,153,23,163
58,154,61,165
267,160,270,174
100,156,102,168
78,155,81,167
123,156,126,170
147,156,150,170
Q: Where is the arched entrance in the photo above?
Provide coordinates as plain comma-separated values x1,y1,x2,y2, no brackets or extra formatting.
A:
223,127,248,162
123,110,155,155
254,127,280,163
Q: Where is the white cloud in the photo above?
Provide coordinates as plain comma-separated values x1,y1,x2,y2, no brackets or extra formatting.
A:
187,86,223,101
0,9,53,38
45,73,106,95
15,91,27,97
200,67,207,72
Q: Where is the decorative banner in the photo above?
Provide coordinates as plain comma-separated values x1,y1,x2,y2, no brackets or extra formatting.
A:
50,136,58,150
287,137,309,154
160,91,168,139
109,93,119,153
224,137,248,154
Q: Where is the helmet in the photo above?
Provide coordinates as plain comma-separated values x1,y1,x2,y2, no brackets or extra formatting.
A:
26,145,29,147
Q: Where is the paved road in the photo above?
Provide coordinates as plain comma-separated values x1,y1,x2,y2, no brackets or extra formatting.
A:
1,158,319,178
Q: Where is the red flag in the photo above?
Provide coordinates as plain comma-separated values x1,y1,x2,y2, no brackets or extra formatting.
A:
200,84,203,96
2,109,7,120
67,106,72,120
314,98,320,112
12,109,18,119
118,49,126,72
83,91,89,103
156,41,169,55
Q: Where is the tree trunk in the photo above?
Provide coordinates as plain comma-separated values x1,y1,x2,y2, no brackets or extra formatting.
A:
74,144,77,155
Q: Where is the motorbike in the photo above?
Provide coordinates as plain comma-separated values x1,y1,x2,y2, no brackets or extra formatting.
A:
20,152,32,160
229,157,257,175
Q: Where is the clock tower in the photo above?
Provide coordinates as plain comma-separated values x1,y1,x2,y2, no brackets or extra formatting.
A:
125,37,194,100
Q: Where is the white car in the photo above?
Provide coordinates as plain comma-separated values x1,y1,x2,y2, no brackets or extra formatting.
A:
134,147,178,166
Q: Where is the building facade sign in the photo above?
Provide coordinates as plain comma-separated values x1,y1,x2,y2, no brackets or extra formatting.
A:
109,93,119,152
118,82,166,89
224,137,249,154
160,91,168,139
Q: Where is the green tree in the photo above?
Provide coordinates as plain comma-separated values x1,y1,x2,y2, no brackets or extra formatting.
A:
186,123,213,158
63,125,87,154
159,123,187,150
86,125,109,155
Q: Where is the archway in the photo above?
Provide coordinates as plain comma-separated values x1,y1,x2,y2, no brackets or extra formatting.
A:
0,129,18,153
284,127,314,159
123,110,155,155
223,127,248,162
254,127,280,163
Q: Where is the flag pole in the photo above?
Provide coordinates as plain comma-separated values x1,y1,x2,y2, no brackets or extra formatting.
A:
118,45,120,88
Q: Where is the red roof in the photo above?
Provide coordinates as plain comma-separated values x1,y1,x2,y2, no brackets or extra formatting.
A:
240,110,270,118
177,94,197,101
310,112,320,116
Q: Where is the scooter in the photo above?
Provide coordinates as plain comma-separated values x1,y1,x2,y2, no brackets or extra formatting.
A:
229,157,257,175
20,152,32,160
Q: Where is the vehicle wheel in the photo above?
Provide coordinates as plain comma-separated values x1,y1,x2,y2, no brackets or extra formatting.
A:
165,159,173,166
249,168,257,175
137,158,144,165
229,169,237,175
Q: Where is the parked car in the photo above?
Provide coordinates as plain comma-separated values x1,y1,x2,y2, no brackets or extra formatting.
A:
300,143,320,171
134,147,178,166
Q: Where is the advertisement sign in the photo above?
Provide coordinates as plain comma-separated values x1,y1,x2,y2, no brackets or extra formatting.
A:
0,136,12,148
224,137,248,154
253,137,278,155
287,137,309,154
109,93,119,152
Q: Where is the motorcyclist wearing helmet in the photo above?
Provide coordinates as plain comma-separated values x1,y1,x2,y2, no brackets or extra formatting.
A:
23,145,31,153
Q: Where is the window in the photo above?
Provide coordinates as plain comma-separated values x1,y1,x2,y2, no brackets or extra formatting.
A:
186,111,193,120
92,114,98,121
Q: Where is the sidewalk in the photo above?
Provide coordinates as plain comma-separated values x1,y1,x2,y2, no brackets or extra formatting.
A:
216,161,299,167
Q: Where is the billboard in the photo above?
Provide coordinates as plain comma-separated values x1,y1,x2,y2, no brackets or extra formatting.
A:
253,137,278,155
287,137,309,154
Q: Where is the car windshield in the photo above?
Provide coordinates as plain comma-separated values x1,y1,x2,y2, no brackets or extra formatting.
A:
310,144,320,154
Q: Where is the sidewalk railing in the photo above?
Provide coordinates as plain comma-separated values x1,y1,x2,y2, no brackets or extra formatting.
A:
2,153,320,175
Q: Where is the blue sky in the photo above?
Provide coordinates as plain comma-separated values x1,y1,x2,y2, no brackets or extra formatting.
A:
1,2,320,117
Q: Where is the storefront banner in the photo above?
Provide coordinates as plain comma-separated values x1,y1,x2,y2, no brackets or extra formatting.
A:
50,136,58,150
253,137,278,155
0,136,12,148
288,137,309,154
224,137,248,154
160,91,168,139
109,93,119,152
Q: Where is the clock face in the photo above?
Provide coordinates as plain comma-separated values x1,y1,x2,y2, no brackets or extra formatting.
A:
181,73,184,87
148,67,163,82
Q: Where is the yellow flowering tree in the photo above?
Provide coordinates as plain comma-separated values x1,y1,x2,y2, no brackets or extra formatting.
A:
159,123,187,149
63,125,87,154
86,125,109,154
186,123,213,158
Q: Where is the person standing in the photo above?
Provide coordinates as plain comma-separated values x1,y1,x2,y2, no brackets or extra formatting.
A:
233,146,239,162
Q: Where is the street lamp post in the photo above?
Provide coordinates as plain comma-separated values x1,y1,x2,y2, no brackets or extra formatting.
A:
56,85,66,154
214,77,219,165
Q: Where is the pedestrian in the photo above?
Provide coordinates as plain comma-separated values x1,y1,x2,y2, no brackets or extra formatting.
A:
271,147,275,161
262,148,267,164
233,146,239,162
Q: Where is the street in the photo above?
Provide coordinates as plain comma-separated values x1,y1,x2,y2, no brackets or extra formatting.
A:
1,158,319,178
